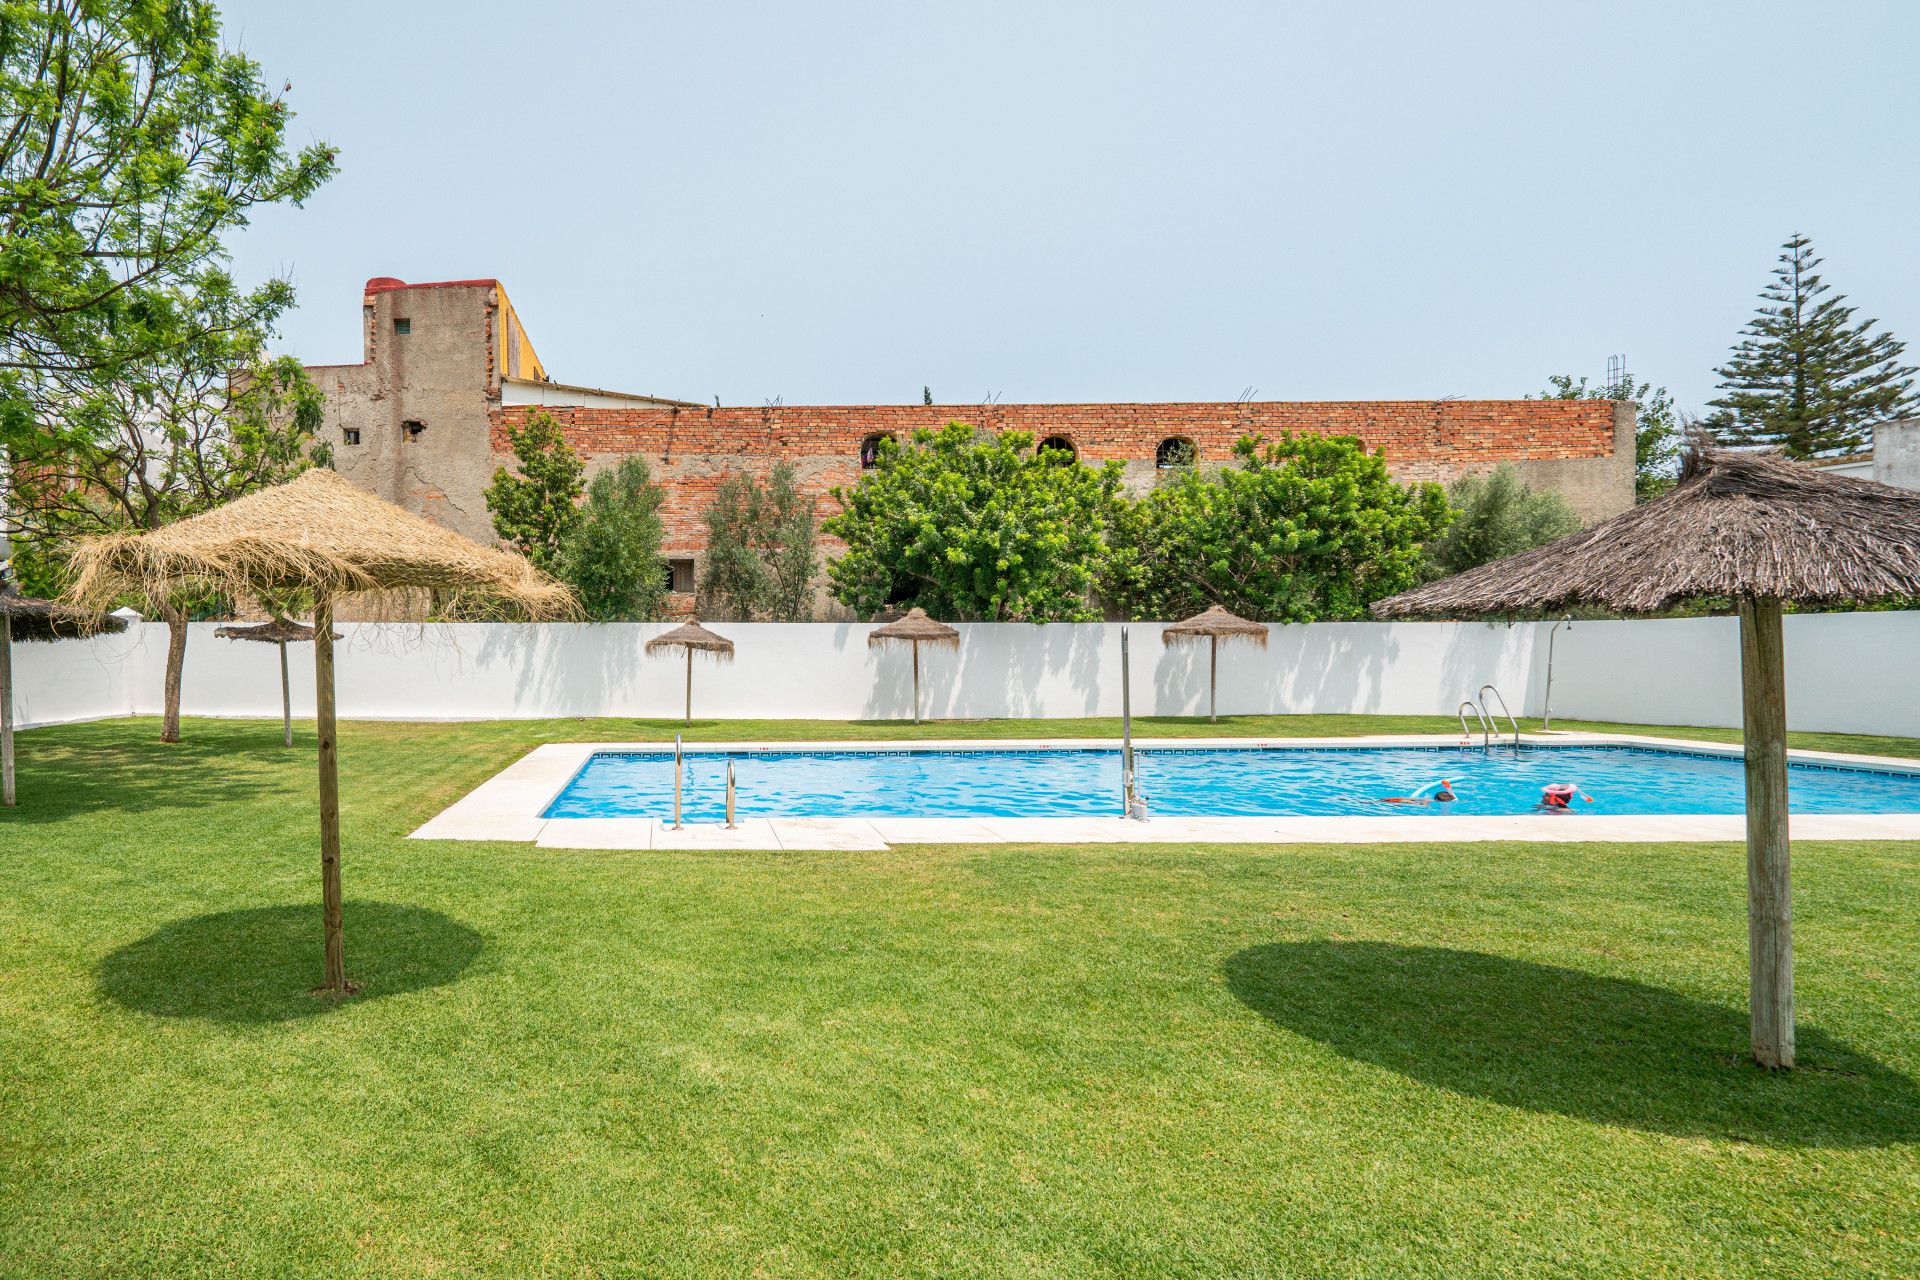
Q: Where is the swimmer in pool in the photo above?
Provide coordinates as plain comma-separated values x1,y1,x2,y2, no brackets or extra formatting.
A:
1537,782,1595,811
1378,778,1458,806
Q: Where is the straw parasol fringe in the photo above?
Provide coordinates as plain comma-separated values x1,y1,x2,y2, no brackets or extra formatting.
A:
646,620,735,724
1162,604,1268,723
868,608,959,724
64,467,573,995
1372,445,1920,1070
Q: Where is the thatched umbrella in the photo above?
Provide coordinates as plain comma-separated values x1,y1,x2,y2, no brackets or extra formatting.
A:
0,585,128,808
215,618,342,748
1372,446,1920,1069
646,619,734,725
1162,604,1268,723
67,468,572,993
868,608,959,724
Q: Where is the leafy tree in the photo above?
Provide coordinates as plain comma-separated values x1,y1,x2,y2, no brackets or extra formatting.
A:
485,412,583,572
1103,433,1451,622
4,291,328,742
1422,465,1581,580
1536,372,1682,500
562,458,667,621
696,462,819,621
824,422,1125,621
1,0,336,445
1707,233,1917,458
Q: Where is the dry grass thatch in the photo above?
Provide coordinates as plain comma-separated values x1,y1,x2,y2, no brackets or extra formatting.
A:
64,468,574,617
214,618,340,645
2,587,130,643
867,607,960,648
646,619,735,661
1373,446,1920,618
1162,604,1269,646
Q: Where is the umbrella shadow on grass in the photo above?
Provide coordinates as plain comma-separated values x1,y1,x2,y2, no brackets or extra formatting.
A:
99,902,484,1023
1224,940,1920,1148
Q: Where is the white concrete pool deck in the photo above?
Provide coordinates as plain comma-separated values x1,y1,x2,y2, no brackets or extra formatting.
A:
409,733,1920,851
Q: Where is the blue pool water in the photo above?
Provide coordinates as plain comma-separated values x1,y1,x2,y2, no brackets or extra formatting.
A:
540,745,1920,822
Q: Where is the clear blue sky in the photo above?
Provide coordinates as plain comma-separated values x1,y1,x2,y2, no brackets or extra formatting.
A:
224,0,1920,414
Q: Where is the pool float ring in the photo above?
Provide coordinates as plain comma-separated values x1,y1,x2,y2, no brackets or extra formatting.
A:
1541,783,1579,809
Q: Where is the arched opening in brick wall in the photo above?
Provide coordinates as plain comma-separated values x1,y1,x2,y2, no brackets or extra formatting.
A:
1156,437,1197,469
1036,435,1077,462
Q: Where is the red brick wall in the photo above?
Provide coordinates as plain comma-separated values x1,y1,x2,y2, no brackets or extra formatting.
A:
491,399,1620,555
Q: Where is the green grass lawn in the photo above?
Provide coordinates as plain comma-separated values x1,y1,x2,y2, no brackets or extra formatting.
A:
3,714,1918,1278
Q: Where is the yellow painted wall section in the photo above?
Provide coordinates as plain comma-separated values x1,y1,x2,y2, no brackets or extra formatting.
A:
495,284,547,382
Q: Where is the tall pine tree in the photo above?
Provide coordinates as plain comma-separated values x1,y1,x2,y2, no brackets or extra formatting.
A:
1708,233,1916,458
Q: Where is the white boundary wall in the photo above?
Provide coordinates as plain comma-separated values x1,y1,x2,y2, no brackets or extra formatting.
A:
16,612,1920,737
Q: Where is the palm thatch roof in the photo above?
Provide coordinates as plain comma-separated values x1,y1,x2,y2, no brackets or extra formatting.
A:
1162,604,1269,645
867,607,959,648
1,587,130,643
214,618,340,644
64,468,573,616
1373,447,1920,618
645,619,735,661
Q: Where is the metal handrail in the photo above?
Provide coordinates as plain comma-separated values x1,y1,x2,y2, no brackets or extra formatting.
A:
672,733,684,830
1458,699,1493,748
725,759,737,829
1478,684,1521,751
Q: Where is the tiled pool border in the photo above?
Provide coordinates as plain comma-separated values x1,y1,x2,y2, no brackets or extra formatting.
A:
410,733,1920,850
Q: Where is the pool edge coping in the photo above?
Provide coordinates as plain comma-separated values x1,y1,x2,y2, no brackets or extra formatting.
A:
408,732,1920,850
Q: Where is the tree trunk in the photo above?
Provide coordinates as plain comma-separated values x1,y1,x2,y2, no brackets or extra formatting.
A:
278,641,293,748
159,601,188,743
314,594,348,992
1,611,14,807
1739,596,1794,1069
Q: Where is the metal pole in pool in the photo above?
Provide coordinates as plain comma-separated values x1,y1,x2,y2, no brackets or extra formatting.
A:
673,733,684,830
1120,626,1136,817
725,759,737,829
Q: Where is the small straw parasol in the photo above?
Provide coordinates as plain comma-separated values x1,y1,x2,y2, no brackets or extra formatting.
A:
867,607,959,724
215,617,342,748
1372,444,1920,1069
66,467,573,993
0,584,128,808
646,619,734,725
1162,604,1268,723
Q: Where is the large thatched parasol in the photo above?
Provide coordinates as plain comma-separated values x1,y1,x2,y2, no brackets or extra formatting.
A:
868,608,959,724
68,467,573,993
215,618,342,748
0,585,128,808
646,619,734,725
1162,604,1268,723
1373,446,1920,1069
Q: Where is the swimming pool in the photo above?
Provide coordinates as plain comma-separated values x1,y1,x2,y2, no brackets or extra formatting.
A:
539,744,1920,823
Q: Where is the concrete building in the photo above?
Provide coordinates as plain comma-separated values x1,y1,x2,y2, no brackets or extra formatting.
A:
306,277,1636,604
1809,420,1920,491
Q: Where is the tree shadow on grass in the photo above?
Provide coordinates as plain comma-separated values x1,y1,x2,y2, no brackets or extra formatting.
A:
1224,941,1920,1149
99,902,484,1023
0,722,298,825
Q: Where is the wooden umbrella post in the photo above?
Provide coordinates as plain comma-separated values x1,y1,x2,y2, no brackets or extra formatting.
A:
313,593,349,993
1739,595,1794,1068
1,609,14,808
684,648,693,726
1209,634,1218,724
278,640,293,748
912,640,921,725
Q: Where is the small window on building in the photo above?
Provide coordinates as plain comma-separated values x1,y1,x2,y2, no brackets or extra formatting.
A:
1037,435,1077,462
402,420,425,441
342,428,361,446
392,318,411,335
667,558,696,593
859,433,892,469
1156,437,1197,469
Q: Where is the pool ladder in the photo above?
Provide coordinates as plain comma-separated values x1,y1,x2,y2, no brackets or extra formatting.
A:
1460,685,1522,751
672,736,737,836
